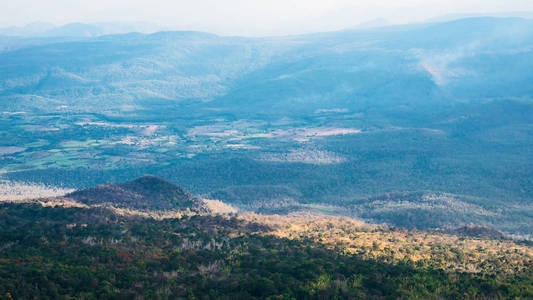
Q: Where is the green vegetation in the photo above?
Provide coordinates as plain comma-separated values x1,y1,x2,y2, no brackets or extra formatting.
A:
0,203,532,299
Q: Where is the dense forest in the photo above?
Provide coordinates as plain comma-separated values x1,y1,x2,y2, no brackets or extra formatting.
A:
0,202,531,299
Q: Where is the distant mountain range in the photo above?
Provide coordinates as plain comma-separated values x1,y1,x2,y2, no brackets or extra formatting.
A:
2,17,533,110
429,11,533,23
1,17,533,238
0,21,161,37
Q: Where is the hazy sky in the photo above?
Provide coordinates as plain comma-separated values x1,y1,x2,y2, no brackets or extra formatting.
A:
2,0,533,36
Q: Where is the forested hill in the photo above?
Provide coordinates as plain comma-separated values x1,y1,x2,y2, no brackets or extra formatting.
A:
0,176,532,299
64,175,208,211
0,201,532,299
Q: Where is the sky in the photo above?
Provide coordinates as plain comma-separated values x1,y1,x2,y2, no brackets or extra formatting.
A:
2,0,533,36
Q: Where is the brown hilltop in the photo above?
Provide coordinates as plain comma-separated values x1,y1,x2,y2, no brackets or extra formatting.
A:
65,175,208,212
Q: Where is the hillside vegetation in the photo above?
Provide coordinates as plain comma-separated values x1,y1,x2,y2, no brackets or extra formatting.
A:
1,177,532,299
0,202,532,299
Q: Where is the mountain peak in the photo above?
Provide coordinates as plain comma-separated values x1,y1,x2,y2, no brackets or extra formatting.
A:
65,175,208,212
